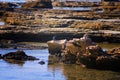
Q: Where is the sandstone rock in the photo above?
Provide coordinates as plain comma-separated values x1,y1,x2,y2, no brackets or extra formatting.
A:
47,39,67,54
60,34,94,64
47,34,120,70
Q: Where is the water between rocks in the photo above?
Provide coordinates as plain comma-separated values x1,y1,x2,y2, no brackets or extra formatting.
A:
0,43,120,80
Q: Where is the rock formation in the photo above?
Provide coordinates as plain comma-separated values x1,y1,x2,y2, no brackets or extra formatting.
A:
47,34,120,71
22,0,53,9
2,50,39,60
47,39,67,55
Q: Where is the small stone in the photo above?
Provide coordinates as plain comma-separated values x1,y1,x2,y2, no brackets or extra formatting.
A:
39,61,45,65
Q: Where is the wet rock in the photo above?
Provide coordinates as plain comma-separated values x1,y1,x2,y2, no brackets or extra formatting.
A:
0,54,2,59
47,34,120,70
62,52,77,64
95,55,120,70
39,60,45,65
27,56,39,60
2,50,39,61
108,47,120,54
0,39,15,48
79,46,120,70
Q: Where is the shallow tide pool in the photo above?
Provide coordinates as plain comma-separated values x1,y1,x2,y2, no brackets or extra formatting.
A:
0,48,120,80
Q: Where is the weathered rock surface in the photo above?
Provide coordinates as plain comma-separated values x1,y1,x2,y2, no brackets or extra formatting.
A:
47,39,67,54
52,1,101,7
0,1,119,43
22,0,53,9
80,45,120,70
0,2,17,11
47,34,120,71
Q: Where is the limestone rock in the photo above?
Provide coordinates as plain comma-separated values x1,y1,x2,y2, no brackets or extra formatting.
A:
47,39,67,54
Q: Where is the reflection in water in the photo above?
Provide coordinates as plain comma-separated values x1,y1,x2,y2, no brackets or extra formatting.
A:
0,22,5,25
62,64,120,80
98,42,120,50
53,7,91,11
0,47,120,80
4,59,25,66
48,63,120,80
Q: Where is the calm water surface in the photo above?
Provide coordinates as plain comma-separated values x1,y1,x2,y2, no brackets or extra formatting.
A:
53,7,91,11
0,43,120,80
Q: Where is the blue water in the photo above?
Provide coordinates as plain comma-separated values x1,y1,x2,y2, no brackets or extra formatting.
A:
0,49,120,80
0,0,26,3
0,22,5,25
0,49,66,80
53,7,91,11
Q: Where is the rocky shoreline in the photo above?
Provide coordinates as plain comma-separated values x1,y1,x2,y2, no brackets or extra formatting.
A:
47,34,120,71
0,39,48,49
0,0,119,45
0,28,119,43
0,8,119,43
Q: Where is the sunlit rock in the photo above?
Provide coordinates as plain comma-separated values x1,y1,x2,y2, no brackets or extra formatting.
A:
47,39,67,54
47,34,120,70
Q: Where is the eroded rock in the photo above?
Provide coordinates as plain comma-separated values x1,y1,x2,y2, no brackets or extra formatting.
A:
47,34,120,71
22,0,53,9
